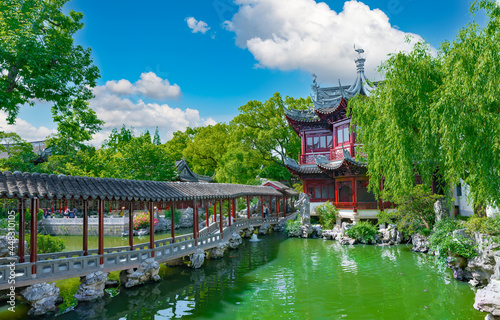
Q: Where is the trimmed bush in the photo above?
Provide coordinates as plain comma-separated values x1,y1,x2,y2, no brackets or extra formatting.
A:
133,212,159,230
316,201,338,229
345,221,379,243
37,234,65,253
429,219,477,260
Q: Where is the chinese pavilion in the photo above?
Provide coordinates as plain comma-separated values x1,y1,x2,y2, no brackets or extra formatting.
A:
284,49,382,222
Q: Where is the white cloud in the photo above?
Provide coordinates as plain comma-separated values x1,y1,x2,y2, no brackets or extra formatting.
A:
186,17,211,34
225,0,429,82
0,111,56,142
105,72,181,100
89,83,216,145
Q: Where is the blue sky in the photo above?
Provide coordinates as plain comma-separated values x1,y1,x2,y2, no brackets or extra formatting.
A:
4,0,483,144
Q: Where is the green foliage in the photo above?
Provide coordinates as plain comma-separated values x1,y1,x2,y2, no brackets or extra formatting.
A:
0,132,39,172
0,0,102,146
292,183,303,194
428,219,477,260
283,215,301,237
463,215,500,238
345,221,379,243
377,185,442,237
315,201,338,229
36,234,65,254
348,1,500,209
164,209,181,224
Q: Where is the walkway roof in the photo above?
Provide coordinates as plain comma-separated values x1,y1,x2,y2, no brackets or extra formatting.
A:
0,171,282,202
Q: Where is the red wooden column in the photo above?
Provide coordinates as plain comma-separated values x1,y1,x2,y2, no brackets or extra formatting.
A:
283,196,287,218
171,201,176,242
205,200,209,227
83,200,89,255
219,198,223,236
18,199,26,263
214,200,217,223
352,178,357,212
30,198,39,275
193,200,198,246
334,179,339,204
228,198,232,226
269,196,272,218
128,201,133,251
276,196,280,217
148,201,155,257
98,199,105,265
232,198,236,219
260,196,264,218
246,196,250,219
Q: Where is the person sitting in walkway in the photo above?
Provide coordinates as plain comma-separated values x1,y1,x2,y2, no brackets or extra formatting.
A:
63,208,70,218
264,205,269,218
69,209,75,218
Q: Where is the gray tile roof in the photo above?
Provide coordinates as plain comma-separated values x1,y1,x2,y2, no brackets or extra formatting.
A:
0,171,282,201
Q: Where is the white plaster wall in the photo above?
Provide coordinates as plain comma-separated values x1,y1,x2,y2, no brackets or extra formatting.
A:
310,202,327,215
453,181,474,217
356,209,379,218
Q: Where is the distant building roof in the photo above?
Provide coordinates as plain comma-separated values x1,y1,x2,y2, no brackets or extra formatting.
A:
262,180,299,197
175,159,213,183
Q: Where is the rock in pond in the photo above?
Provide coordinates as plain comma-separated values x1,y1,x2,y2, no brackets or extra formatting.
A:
190,248,205,269
208,241,229,259
120,258,161,288
74,271,108,302
474,279,500,317
21,282,60,316
228,232,243,249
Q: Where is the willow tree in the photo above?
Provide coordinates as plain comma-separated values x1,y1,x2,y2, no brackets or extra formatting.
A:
349,0,500,209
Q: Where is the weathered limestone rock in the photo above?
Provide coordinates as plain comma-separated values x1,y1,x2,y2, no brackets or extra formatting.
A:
322,229,335,240
258,223,272,235
380,224,402,245
300,225,312,238
474,279,500,316
179,207,194,228
155,217,168,233
208,241,229,259
137,228,149,236
311,225,323,238
120,258,161,288
0,235,28,260
105,279,119,288
434,198,450,222
74,271,108,302
447,255,471,281
21,282,60,316
190,248,205,269
297,193,311,225
273,219,287,232
339,236,356,245
243,226,254,238
228,232,243,249
165,257,185,267
411,233,430,253
467,233,500,287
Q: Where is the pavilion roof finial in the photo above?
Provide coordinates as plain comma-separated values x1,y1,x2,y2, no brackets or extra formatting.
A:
353,44,366,74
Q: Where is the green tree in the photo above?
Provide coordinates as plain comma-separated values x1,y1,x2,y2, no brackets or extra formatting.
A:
377,185,442,237
0,132,38,172
0,0,102,151
163,127,200,162
232,93,312,182
349,1,500,209
316,201,338,229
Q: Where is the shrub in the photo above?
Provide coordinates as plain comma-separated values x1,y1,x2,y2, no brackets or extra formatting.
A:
283,215,301,237
378,185,442,237
133,212,159,230
316,201,338,229
463,215,500,236
345,221,379,243
164,209,181,224
429,219,477,260
37,234,65,253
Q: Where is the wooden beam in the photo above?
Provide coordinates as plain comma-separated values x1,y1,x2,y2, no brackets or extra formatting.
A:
30,198,39,275
149,201,155,257
18,199,25,263
83,200,89,255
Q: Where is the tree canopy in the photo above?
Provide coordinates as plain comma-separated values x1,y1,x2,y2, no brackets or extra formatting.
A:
349,0,500,209
0,0,102,151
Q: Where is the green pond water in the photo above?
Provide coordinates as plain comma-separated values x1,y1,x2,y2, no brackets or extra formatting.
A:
1,234,484,319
